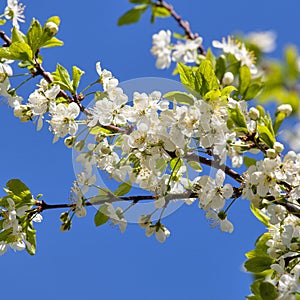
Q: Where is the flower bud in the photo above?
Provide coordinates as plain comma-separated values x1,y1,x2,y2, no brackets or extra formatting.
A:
276,104,292,116
64,136,76,148
274,142,284,153
74,140,85,152
266,148,277,159
222,72,234,85
249,107,260,120
44,22,58,37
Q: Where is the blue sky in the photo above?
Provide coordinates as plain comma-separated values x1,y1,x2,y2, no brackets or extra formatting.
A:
1,1,300,299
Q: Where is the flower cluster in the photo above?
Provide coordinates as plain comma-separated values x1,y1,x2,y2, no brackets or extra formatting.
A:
151,29,203,69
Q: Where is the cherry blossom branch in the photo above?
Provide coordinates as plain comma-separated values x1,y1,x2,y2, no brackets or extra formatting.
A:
156,0,206,55
35,192,200,212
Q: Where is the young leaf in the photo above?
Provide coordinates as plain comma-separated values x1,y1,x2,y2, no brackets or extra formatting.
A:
244,83,264,100
244,257,274,273
273,111,285,134
42,37,64,48
6,179,33,204
243,156,257,168
239,65,251,96
26,18,43,54
215,55,226,80
10,42,33,61
94,204,110,227
118,5,148,26
257,124,275,148
196,59,219,95
72,66,85,92
11,27,26,43
250,204,270,227
114,181,132,197
151,6,170,23
188,161,202,172
163,91,194,105
259,282,278,300
52,64,73,92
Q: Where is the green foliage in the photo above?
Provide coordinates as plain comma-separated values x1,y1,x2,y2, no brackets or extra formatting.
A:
72,66,85,92
118,5,148,26
94,204,110,227
177,60,219,97
248,280,278,300
228,104,248,133
239,65,251,96
258,46,300,113
114,181,132,197
243,156,257,168
151,5,170,23
188,161,202,172
163,91,194,105
52,64,84,93
250,204,270,227
244,256,274,273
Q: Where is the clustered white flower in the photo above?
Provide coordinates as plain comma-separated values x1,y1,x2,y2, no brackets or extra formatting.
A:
4,0,25,29
212,36,257,74
0,198,42,256
73,62,282,237
151,30,203,69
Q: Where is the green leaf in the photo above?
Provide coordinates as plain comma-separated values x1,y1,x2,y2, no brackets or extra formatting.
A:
259,282,278,300
250,280,264,300
72,66,85,92
284,45,299,81
205,48,216,68
24,223,36,255
239,65,251,96
26,18,43,54
41,37,64,48
170,158,183,173
221,86,237,99
0,19,6,25
244,257,274,273
197,59,219,95
246,233,271,259
52,64,73,92
0,47,15,60
245,83,264,100
215,56,226,80
89,126,112,135
163,91,194,105
177,62,197,91
118,5,148,26
94,204,110,227
156,157,167,172
6,179,33,204
244,156,257,168
273,111,285,134
257,124,275,148
250,204,270,227
151,6,170,22
10,42,33,61
229,104,248,128
114,181,132,197
11,27,26,43
204,89,221,101
0,229,13,242
188,161,202,172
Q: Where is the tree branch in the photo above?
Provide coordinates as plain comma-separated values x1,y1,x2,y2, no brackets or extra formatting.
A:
0,31,11,47
156,0,206,55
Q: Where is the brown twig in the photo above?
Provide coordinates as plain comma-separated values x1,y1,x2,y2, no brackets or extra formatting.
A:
0,31,11,47
156,0,206,55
